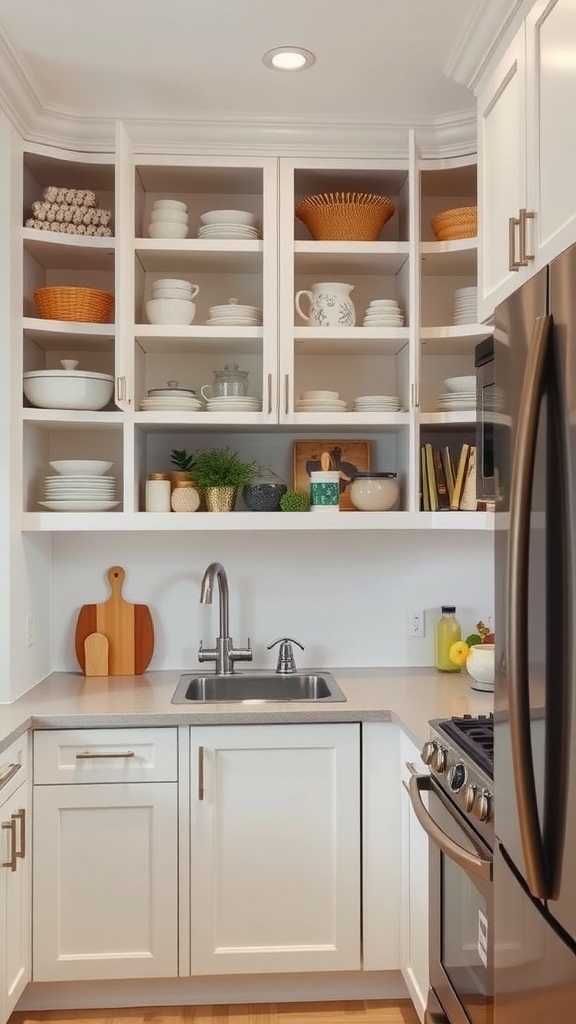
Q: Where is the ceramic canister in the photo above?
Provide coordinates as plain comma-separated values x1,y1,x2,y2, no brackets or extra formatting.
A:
310,470,340,511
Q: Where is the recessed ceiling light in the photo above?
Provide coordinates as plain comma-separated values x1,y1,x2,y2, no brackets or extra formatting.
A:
262,47,316,72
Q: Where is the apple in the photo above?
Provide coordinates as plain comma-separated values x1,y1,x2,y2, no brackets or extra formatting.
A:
482,632,494,644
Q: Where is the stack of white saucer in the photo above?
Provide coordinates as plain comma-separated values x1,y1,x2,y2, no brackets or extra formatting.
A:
205,395,262,412
295,389,348,412
41,461,118,512
206,298,262,326
198,210,260,240
452,287,477,325
353,394,403,412
363,299,404,327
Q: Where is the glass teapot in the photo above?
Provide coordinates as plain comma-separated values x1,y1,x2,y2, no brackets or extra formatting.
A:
201,363,249,400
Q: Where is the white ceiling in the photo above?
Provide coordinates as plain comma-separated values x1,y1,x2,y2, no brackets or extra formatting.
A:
0,0,485,127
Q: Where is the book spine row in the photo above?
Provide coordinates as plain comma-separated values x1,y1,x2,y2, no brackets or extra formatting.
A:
420,443,477,511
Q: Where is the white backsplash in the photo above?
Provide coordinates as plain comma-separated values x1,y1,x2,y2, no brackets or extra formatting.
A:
49,530,494,672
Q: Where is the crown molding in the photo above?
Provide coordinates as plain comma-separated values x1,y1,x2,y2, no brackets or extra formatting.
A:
445,0,530,93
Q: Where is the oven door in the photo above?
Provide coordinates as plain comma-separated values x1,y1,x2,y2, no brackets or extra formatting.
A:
409,774,493,1024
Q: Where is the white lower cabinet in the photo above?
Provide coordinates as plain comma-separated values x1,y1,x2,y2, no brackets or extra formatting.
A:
0,734,30,1024
32,729,178,982
189,723,361,974
399,732,429,1023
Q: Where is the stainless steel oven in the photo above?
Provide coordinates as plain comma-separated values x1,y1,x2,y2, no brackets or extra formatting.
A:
475,336,496,503
409,717,494,1024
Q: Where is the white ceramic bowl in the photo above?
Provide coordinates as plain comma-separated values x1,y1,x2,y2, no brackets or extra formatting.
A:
300,390,340,400
50,460,113,476
148,222,188,239
200,209,258,227
443,375,476,393
466,644,495,689
151,288,193,301
149,209,188,225
152,199,188,212
146,298,196,325
23,370,114,410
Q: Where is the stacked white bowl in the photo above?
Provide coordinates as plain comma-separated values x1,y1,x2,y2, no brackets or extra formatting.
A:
452,287,477,325
146,278,199,325
295,389,348,412
41,460,118,512
437,375,477,411
148,199,189,239
362,299,405,327
198,210,260,239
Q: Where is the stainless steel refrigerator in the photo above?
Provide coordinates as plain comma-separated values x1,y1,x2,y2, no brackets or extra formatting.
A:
491,243,576,1022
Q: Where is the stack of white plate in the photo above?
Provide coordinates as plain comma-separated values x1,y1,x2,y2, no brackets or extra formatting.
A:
140,383,202,412
363,299,404,327
295,389,348,412
452,287,477,325
353,394,403,412
41,462,118,511
198,210,260,240
436,391,476,412
206,299,263,326
205,396,262,412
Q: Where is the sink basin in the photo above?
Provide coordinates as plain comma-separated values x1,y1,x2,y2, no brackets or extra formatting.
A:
171,671,346,703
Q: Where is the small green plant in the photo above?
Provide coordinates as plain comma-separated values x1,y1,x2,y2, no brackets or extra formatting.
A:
170,448,197,477
279,489,310,512
191,446,255,488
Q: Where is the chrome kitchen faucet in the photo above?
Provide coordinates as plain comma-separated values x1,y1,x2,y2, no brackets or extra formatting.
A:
198,562,252,675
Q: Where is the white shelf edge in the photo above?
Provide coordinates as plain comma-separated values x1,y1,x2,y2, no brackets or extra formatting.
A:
134,325,264,338
294,241,410,254
22,228,116,250
293,327,409,340
420,238,478,255
134,239,263,252
420,411,477,425
23,317,116,336
420,324,493,340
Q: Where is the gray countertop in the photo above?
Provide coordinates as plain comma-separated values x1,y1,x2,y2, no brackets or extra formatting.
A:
0,667,494,755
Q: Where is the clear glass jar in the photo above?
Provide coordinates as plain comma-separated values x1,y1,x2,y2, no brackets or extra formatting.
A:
349,472,399,511
435,605,462,673
201,363,249,399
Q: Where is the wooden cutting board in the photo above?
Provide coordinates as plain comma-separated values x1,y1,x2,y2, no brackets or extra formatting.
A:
75,566,155,676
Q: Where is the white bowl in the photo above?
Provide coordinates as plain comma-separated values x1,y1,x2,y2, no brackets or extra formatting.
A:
149,209,188,225
443,375,476,393
151,288,194,301
153,278,193,291
200,209,258,227
148,222,188,239
466,644,495,689
23,370,114,410
300,390,340,400
146,298,196,325
49,460,113,476
152,199,188,212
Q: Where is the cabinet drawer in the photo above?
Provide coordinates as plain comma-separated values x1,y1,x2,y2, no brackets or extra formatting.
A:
0,732,29,802
33,728,177,784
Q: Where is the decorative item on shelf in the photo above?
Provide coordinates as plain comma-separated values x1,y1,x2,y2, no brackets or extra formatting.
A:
242,467,287,511
310,452,340,512
33,285,114,323
293,439,371,511
145,474,171,512
349,472,399,511
191,446,256,512
448,620,495,692
206,297,263,326
430,206,477,241
279,490,310,512
170,480,201,512
169,448,203,506
295,191,395,241
24,185,113,237
201,363,250,400
74,565,154,677
295,281,356,327
23,359,114,411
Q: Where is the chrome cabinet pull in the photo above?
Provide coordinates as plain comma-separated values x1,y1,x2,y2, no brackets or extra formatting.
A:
519,208,535,264
284,373,290,415
198,746,204,801
267,373,272,414
509,216,522,270
12,809,25,859
2,818,17,871
75,751,135,759
116,376,127,403
0,763,20,792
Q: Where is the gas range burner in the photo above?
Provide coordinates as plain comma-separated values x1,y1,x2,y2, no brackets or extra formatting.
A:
436,713,494,777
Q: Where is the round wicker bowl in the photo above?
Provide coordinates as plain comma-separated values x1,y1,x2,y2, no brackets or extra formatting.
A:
431,206,477,241
34,286,114,323
295,192,396,241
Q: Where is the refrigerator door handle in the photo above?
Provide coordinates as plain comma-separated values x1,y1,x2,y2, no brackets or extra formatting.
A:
507,313,552,899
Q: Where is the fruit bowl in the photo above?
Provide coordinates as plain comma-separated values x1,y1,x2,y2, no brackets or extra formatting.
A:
466,643,495,691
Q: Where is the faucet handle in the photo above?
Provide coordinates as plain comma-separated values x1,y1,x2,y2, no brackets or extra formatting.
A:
267,637,304,674
229,636,253,665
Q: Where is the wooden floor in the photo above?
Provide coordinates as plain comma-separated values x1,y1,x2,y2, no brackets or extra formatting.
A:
10,1002,420,1024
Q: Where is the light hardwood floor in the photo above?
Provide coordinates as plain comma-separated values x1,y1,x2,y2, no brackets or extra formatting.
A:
10,1002,420,1024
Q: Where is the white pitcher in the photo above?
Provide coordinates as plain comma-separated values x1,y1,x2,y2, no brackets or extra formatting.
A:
295,282,356,327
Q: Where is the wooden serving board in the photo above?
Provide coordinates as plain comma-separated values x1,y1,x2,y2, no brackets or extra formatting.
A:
75,566,154,676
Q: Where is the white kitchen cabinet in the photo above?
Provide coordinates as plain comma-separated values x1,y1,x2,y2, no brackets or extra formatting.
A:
477,0,576,321
189,723,361,974
0,735,30,1024
32,728,178,982
399,732,429,1024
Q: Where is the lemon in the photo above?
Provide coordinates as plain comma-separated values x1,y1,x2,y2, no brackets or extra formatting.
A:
449,640,469,666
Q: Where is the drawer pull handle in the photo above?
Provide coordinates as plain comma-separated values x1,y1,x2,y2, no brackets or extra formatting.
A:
198,745,204,801
75,751,135,759
12,809,25,859
2,818,17,871
0,763,20,792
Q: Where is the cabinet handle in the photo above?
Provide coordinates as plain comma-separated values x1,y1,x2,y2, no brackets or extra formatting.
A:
12,809,25,859
0,763,20,792
284,374,290,415
198,746,204,801
75,751,135,759
267,373,272,415
519,208,535,264
411,383,419,408
116,376,126,403
509,216,522,271
2,819,16,871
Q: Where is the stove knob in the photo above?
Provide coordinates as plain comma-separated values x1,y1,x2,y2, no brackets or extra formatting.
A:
474,789,493,823
421,741,436,766
431,745,447,773
462,783,477,812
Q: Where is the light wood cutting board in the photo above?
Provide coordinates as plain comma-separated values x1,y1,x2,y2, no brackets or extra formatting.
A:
74,566,155,676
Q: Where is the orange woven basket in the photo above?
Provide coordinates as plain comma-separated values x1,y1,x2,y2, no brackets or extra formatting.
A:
431,206,477,241
34,286,114,323
295,192,396,241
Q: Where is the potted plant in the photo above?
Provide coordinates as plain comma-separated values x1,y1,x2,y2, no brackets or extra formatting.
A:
191,446,255,511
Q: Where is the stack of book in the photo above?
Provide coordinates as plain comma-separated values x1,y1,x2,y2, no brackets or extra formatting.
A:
420,443,477,511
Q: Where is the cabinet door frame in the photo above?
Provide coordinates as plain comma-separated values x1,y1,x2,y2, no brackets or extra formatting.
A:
0,779,30,1023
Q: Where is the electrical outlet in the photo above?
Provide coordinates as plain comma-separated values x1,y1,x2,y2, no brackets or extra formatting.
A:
408,609,425,638
27,615,35,647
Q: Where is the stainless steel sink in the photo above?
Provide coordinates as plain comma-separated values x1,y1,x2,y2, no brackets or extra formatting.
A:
171,671,346,703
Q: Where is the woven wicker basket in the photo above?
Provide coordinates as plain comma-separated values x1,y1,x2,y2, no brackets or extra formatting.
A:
295,192,396,241
434,222,477,241
34,286,114,323
431,206,477,241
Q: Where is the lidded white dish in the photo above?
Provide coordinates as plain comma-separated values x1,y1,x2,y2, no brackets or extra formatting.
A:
23,360,114,410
